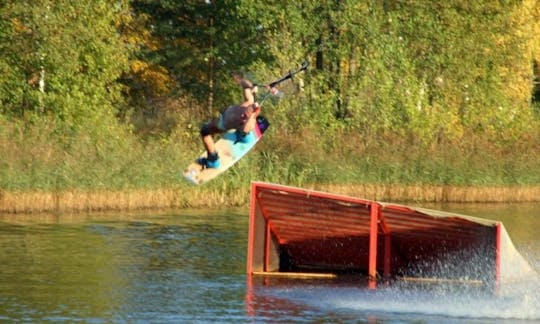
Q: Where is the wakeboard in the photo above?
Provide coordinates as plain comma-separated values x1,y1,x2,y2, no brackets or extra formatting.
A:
183,116,270,185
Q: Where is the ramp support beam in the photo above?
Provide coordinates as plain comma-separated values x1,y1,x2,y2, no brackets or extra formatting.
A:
368,203,380,286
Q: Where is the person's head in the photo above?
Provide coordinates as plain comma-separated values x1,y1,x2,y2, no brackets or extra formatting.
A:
231,71,243,84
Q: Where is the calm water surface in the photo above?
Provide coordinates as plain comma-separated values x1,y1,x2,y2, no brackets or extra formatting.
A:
0,203,539,323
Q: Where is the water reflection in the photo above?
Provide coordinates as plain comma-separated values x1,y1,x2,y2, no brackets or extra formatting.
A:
0,210,249,322
0,204,539,323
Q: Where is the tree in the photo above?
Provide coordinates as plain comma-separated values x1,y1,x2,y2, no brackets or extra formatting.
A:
128,0,270,115
0,1,39,116
0,0,130,133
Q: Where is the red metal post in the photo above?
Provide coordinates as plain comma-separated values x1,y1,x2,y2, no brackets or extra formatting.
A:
368,202,380,284
378,215,391,279
246,182,258,274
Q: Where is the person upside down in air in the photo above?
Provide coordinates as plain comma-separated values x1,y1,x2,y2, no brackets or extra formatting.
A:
198,73,261,169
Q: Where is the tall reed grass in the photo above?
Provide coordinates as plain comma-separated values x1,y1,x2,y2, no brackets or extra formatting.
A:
2,184,540,214
1,117,540,213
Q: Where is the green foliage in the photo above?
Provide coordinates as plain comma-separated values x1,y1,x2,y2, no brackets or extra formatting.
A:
244,0,539,145
1,0,129,134
128,0,271,110
1,0,540,194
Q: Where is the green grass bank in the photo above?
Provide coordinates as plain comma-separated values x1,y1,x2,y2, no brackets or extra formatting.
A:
2,119,540,214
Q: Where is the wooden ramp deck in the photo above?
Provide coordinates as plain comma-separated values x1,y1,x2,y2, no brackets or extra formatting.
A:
246,182,535,289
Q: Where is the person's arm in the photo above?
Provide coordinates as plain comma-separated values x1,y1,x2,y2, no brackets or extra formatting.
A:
240,79,257,104
240,103,260,134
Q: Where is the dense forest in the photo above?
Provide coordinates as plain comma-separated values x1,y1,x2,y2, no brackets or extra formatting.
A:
1,0,540,193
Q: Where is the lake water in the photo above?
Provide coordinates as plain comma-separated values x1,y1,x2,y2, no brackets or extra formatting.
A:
0,203,539,323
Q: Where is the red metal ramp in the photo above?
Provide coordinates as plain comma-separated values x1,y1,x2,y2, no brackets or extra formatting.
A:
246,182,535,287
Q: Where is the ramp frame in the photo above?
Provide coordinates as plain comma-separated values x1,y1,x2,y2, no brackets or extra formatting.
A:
247,182,504,287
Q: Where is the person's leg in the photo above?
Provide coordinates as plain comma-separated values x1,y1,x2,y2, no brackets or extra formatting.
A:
201,123,218,154
199,119,221,167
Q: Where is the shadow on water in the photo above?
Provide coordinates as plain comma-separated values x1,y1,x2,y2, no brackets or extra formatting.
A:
0,204,539,323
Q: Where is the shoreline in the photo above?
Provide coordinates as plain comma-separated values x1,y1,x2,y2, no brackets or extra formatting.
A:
2,184,540,214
